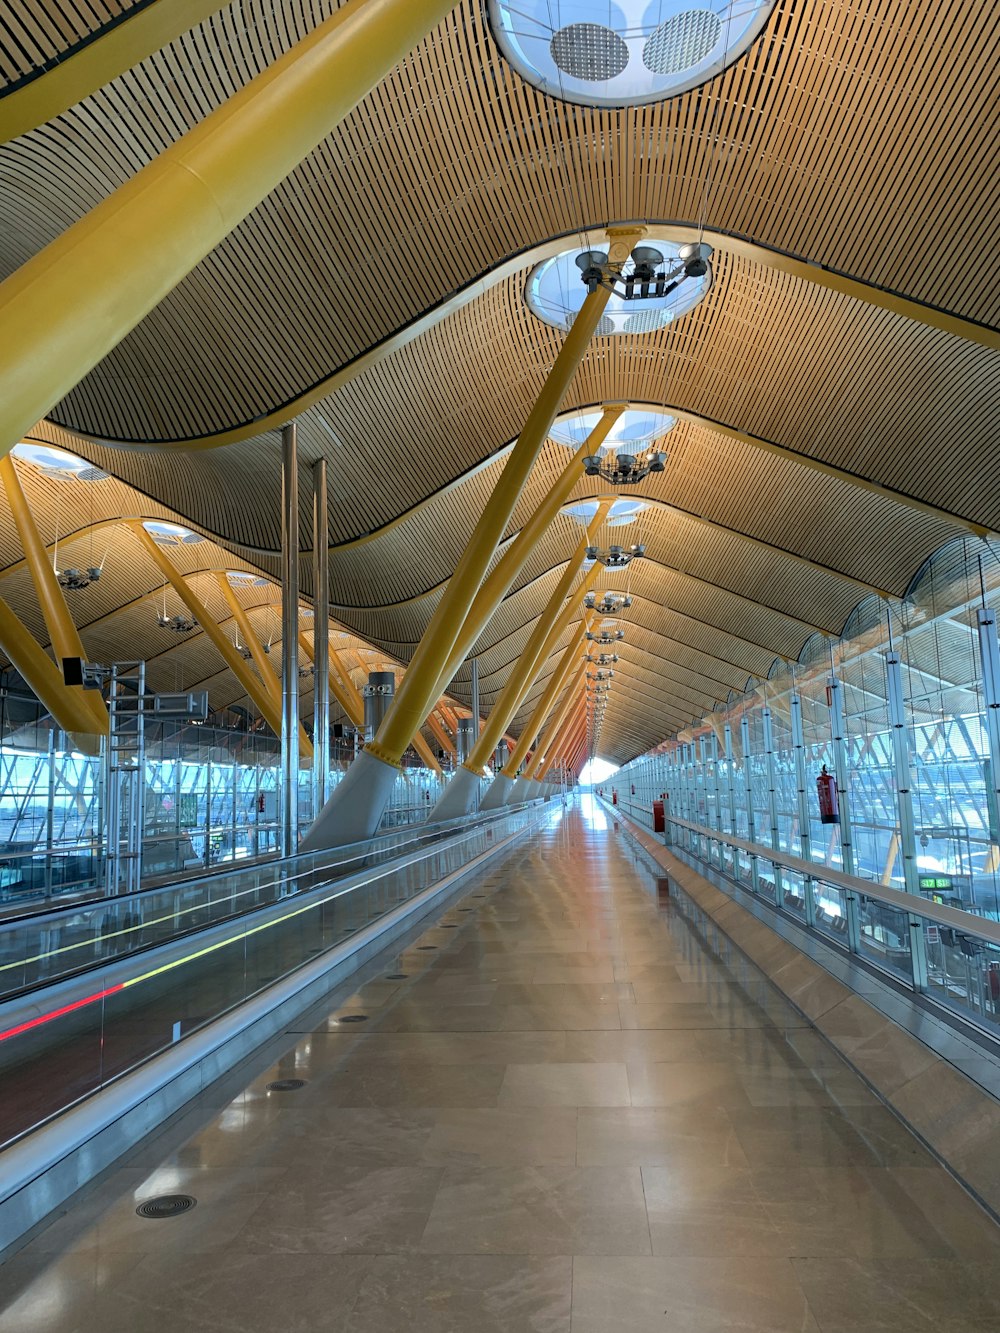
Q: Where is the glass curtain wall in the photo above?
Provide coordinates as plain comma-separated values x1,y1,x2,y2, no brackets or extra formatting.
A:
616,536,1000,925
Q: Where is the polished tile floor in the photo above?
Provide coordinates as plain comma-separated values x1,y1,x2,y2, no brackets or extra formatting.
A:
3,798,1000,1331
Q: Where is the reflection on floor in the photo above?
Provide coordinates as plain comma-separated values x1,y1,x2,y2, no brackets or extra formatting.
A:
2,797,999,1331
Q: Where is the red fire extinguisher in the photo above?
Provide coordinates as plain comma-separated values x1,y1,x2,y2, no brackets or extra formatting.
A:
631,783,636,796
612,789,618,806
816,765,839,824
257,792,266,814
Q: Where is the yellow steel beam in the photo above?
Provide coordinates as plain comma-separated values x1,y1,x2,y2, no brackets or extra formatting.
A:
463,512,612,775
0,0,457,461
525,665,586,779
409,726,442,775
0,0,227,144
0,594,104,751
503,620,591,779
217,573,311,752
427,406,626,704
0,455,107,731
216,573,281,704
134,523,305,750
537,696,586,780
367,227,643,770
300,632,364,730
426,709,456,757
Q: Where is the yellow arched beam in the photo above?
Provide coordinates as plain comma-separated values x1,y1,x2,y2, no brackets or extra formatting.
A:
0,0,228,145
0,455,108,731
0,594,105,751
426,709,456,757
299,631,363,731
0,0,457,462
503,623,590,779
62,223,1000,458
134,522,311,752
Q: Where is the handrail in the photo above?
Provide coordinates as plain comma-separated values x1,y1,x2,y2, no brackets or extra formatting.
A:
665,814,1000,946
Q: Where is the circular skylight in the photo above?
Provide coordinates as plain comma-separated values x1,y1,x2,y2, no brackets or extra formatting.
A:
226,569,269,586
566,498,647,527
488,1,777,107
551,407,676,453
143,520,204,546
526,235,710,334
12,442,108,481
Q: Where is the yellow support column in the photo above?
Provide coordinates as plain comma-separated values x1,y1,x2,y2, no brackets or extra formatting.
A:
135,524,298,748
426,709,456,757
217,573,312,754
426,407,625,705
0,0,459,460
0,595,104,752
409,727,443,776
0,455,108,732
302,229,643,850
432,512,610,819
524,662,586,780
299,632,365,731
500,625,590,799
534,692,586,780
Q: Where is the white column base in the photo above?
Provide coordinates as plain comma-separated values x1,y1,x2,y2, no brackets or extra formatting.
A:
479,773,514,811
299,747,398,852
428,765,481,822
508,777,540,805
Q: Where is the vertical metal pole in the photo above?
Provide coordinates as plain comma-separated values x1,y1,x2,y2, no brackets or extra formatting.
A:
886,650,928,991
827,675,856,874
761,707,784,905
312,457,330,815
790,693,816,926
45,730,55,896
977,609,1000,849
723,723,738,836
740,714,760,892
281,423,300,857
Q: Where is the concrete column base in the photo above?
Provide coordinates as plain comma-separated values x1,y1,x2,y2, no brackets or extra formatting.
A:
299,747,398,851
428,764,481,822
509,777,540,805
479,773,514,810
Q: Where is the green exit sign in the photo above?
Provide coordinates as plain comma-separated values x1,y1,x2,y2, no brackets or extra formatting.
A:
919,875,953,892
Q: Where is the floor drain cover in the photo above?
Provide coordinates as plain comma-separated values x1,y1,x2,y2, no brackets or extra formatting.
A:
441,924,459,928
417,945,437,950
338,1014,369,1023
386,973,408,980
266,1078,306,1092
136,1195,196,1219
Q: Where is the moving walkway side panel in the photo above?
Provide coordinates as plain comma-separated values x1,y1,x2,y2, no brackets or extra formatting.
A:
0,804,550,1253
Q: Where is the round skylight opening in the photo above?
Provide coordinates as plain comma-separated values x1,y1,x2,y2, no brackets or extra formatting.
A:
566,499,647,527
488,1,777,107
226,569,269,586
551,407,676,454
13,442,108,481
526,235,710,334
143,520,204,546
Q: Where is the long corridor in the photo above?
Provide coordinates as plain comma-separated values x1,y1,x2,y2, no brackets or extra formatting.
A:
3,799,1000,1331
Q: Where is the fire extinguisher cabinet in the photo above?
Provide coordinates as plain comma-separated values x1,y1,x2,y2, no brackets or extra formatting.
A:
652,799,665,833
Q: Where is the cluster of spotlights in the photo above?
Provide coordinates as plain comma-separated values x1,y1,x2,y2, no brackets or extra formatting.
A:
585,652,619,665
575,241,712,299
57,566,102,591
585,543,644,568
158,612,196,633
586,627,625,645
585,591,633,615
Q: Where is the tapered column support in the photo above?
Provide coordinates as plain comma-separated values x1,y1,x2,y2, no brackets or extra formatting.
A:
312,458,330,811
537,700,586,780
0,455,107,732
0,595,104,751
0,0,460,460
135,524,285,739
281,424,301,856
303,233,641,850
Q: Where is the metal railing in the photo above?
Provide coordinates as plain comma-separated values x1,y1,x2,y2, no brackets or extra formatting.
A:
0,803,546,998
0,800,553,1149
612,796,1000,1039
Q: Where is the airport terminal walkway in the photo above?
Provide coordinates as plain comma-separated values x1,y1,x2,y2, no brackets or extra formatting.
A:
2,798,1000,1331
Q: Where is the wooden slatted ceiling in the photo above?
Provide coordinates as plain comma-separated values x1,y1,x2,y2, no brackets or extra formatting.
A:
0,0,996,446
0,0,140,91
